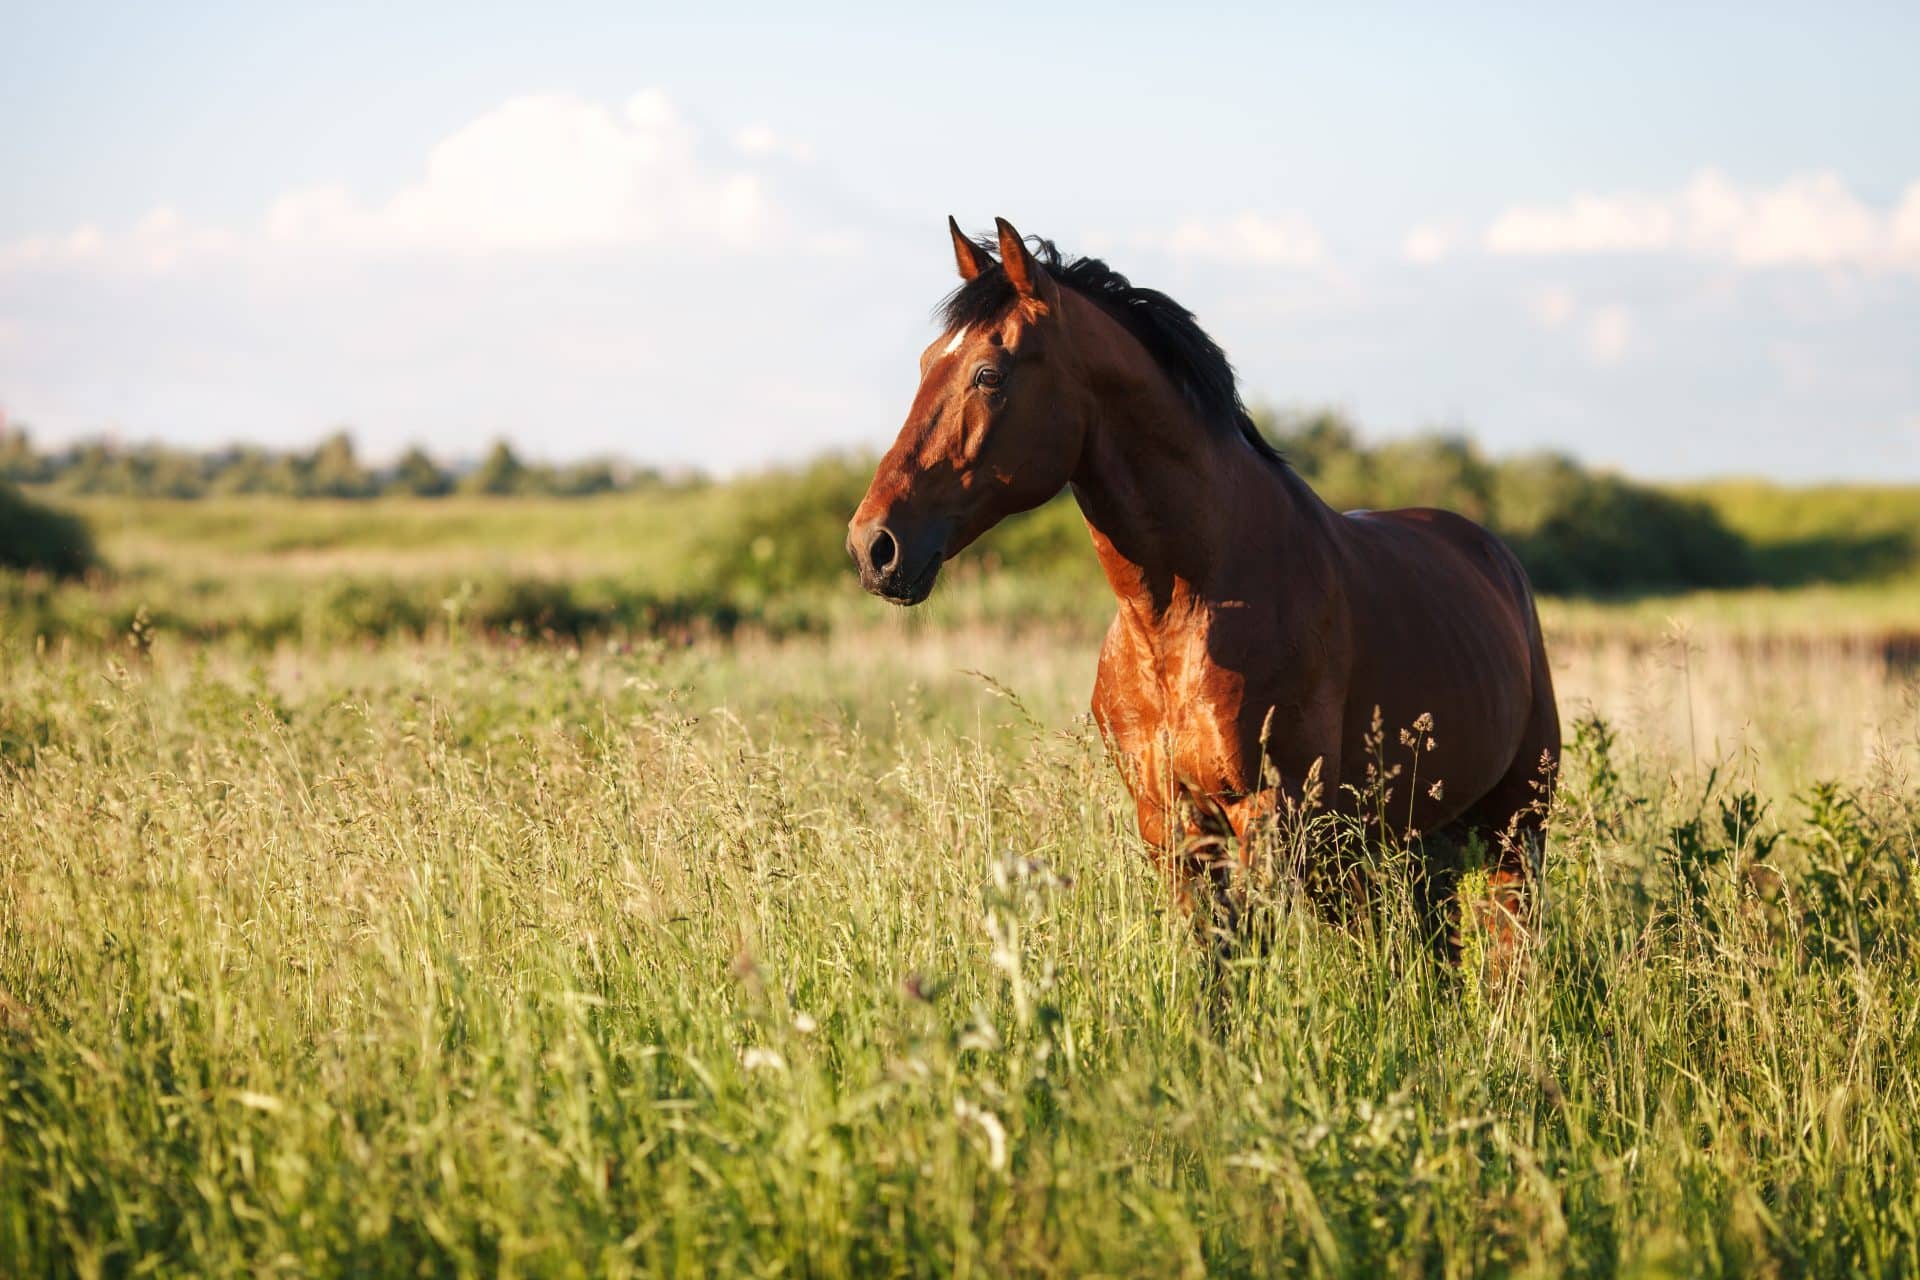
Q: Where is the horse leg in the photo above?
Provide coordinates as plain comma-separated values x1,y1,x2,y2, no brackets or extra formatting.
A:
1166,787,1290,978
1453,735,1558,985
1412,824,1470,962
1125,783,1234,962
1175,789,1245,963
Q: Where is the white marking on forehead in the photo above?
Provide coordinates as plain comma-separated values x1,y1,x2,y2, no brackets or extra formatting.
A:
942,326,969,356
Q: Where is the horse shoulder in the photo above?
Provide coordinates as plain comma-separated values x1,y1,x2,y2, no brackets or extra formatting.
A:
1091,613,1161,748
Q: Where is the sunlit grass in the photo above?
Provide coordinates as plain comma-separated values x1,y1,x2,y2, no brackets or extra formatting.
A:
3,626,1918,1275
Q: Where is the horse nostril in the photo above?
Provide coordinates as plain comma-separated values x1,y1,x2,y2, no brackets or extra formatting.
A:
868,528,899,574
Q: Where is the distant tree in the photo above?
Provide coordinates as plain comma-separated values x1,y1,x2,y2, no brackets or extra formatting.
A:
209,446,281,495
269,451,313,496
390,445,453,497
461,440,528,495
54,442,122,495
1364,435,1494,522
1493,455,1753,593
145,448,208,499
517,464,560,497
1261,408,1364,478
550,460,617,497
307,431,376,498
0,428,48,484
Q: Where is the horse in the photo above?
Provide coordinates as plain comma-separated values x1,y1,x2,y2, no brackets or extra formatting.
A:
848,217,1560,968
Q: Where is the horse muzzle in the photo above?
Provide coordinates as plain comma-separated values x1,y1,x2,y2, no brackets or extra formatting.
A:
848,518,947,605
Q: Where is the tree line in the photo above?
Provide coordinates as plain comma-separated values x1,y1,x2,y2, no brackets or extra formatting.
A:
0,430,690,499
5,412,1896,597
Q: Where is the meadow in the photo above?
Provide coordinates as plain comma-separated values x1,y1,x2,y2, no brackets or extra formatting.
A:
3,484,1920,1275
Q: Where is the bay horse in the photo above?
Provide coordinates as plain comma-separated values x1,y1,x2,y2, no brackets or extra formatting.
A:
849,217,1559,966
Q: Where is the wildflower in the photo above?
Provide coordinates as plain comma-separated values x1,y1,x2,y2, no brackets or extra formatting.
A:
741,1047,786,1073
954,1098,1008,1171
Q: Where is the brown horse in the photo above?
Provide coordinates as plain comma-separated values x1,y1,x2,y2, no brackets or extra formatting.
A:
849,217,1559,963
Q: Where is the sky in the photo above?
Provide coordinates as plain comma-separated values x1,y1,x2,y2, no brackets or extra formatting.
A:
2,1,1918,481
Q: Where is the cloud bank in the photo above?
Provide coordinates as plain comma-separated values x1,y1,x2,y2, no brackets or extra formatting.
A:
1132,212,1328,269
1483,169,1920,272
2,90,797,273
2,95,1915,481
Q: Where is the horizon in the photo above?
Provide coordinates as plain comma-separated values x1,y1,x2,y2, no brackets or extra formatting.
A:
7,411,1906,495
4,3,1918,483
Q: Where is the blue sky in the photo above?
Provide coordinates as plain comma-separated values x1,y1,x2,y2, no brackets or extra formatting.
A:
3,2,1917,479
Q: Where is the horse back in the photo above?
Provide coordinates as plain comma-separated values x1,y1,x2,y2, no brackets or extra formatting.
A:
1330,507,1548,820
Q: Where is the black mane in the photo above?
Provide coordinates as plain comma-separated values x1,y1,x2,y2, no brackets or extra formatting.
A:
938,234,1286,466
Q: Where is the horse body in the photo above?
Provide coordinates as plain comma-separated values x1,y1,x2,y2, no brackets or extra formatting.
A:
1091,507,1552,840
851,217,1559,957
1074,368,1556,926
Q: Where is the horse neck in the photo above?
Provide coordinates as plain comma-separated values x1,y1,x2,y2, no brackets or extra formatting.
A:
1066,342,1337,634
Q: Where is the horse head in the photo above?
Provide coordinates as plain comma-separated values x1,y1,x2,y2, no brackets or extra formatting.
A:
848,217,1090,604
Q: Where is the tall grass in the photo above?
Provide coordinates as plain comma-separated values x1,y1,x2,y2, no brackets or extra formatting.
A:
3,627,1917,1276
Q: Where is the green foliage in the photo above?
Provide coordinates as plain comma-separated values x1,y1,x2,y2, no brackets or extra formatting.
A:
0,566,796,651
1792,778,1918,965
0,430,51,484
305,431,377,498
460,439,528,495
1,637,1917,1275
7,411,1920,634
2,428,675,502
391,445,454,497
0,480,96,578
683,456,876,603
1495,456,1755,594
1655,771,1779,930
1681,480,1920,585
1262,410,1757,594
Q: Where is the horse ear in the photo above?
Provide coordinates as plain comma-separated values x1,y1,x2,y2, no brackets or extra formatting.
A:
995,217,1045,300
948,216,994,281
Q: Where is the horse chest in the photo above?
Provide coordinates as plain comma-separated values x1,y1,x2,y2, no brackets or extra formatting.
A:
1092,620,1256,799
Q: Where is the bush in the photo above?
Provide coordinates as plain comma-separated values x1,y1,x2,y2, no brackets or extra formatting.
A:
685,456,876,602
1493,454,1753,594
0,482,97,578
1262,411,1755,595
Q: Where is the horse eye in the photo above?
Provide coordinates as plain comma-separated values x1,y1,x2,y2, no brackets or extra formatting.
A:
973,366,1003,389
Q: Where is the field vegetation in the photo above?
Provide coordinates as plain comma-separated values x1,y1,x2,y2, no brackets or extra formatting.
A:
3,620,1918,1275
3,434,1919,1274
5,413,1920,652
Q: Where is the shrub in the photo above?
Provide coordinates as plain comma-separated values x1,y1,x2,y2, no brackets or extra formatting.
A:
1262,412,1755,595
0,482,97,578
685,456,876,602
1493,454,1754,594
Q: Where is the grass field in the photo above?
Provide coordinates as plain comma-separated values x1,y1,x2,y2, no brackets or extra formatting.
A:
9,482,1920,653
4,491,1920,1275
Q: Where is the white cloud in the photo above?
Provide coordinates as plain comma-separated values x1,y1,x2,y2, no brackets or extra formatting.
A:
1896,188,1920,261
1141,211,1326,268
1529,285,1577,329
1486,192,1675,256
732,123,814,164
1583,304,1633,366
269,90,777,255
2,89,799,273
1401,224,1454,264
1485,169,1920,272
0,209,241,273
